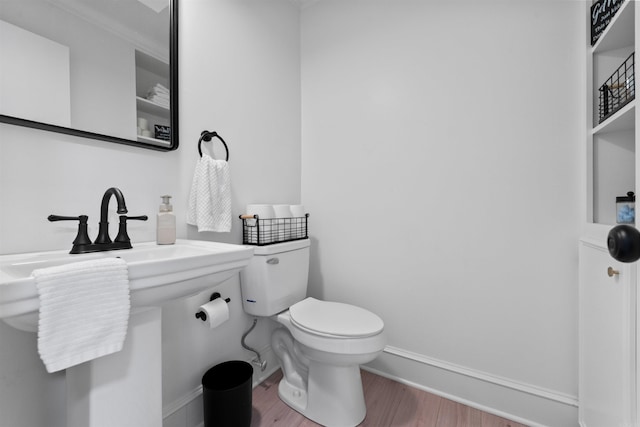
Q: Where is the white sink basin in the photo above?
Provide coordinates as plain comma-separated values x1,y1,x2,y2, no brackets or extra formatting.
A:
0,239,254,331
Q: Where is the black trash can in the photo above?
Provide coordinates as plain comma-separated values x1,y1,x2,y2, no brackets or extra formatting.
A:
202,360,253,427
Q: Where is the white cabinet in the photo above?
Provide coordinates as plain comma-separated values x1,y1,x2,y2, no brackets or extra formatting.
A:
579,239,636,427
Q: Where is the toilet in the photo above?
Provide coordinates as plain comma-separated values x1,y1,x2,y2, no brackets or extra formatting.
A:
240,239,386,427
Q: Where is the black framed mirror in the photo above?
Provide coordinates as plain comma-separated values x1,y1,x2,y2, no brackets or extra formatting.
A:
0,0,178,151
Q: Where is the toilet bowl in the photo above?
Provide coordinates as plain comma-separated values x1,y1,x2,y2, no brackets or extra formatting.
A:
240,239,386,426
272,298,385,426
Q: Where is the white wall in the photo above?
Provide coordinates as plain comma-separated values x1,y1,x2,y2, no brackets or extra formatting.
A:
0,0,300,426
300,1,582,426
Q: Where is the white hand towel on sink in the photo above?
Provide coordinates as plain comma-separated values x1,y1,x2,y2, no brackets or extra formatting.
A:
33,257,130,373
187,153,231,232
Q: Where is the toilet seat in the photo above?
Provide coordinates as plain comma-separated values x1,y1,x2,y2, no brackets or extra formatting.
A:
289,297,384,338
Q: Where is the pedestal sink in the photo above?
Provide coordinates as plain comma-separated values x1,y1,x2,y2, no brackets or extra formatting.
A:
0,239,254,331
0,239,254,427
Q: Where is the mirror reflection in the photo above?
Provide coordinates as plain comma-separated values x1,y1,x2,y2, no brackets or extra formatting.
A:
0,0,177,150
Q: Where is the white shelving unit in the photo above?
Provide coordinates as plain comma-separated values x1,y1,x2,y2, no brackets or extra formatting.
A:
580,2,638,426
587,0,636,228
135,50,170,146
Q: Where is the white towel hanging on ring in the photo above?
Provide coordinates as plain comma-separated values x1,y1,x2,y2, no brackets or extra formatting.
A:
187,153,232,232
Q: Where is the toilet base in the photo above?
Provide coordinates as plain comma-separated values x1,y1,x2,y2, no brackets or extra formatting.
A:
278,362,366,427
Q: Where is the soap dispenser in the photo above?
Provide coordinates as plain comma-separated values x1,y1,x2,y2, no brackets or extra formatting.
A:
157,195,176,245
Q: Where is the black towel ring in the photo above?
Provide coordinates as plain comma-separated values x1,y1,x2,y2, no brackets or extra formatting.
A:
198,130,229,161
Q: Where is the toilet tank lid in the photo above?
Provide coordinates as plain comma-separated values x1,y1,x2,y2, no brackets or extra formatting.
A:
249,239,310,255
289,297,384,338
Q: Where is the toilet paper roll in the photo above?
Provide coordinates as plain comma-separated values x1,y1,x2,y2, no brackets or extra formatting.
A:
198,298,229,329
246,204,275,219
290,204,305,217
273,205,292,218
246,204,275,243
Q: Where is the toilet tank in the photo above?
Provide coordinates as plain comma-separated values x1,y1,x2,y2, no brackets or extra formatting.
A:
240,239,310,316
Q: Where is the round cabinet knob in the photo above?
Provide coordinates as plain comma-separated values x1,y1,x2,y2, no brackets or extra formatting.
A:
607,266,620,277
607,225,640,263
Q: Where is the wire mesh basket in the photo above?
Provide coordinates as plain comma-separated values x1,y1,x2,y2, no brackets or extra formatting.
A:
598,52,635,123
240,214,309,246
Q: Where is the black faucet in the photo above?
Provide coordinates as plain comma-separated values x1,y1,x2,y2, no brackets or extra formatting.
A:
95,187,128,245
49,187,148,254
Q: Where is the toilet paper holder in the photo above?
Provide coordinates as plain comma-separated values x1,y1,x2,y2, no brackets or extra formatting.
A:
195,292,230,322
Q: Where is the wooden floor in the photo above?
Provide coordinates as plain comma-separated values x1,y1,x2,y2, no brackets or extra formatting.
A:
251,369,528,427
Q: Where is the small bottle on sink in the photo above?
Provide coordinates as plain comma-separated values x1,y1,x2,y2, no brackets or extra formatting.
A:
157,195,176,245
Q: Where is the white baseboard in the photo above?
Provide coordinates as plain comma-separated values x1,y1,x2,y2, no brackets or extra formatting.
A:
365,346,578,427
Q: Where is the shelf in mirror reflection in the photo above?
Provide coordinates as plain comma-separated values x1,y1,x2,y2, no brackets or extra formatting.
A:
136,96,169,115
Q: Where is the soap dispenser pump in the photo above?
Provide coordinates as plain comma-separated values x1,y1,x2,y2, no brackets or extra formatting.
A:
157,195,176,245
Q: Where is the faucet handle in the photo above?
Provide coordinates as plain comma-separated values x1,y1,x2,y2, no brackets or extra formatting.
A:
115,215,148,244
48,215,92,247
126,215,149,221
49,215,85,222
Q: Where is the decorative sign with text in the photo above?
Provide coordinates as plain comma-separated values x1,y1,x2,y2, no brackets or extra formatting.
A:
591,0,625,46
154,124,171,141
